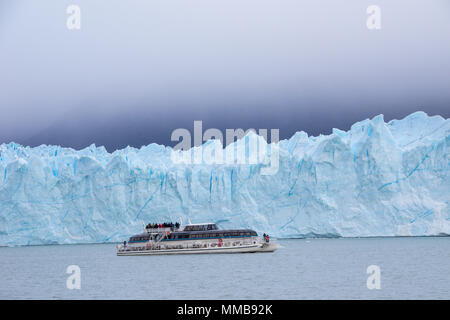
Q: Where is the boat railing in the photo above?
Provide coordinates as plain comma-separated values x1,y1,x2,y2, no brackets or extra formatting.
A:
155,232,168,243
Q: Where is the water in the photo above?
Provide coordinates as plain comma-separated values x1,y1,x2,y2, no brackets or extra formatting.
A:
0,237,449,299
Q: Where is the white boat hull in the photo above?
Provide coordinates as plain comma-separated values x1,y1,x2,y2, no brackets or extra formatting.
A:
117,242,279,256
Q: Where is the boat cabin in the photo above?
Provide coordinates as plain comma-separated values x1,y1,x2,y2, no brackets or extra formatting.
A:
183,223,218,231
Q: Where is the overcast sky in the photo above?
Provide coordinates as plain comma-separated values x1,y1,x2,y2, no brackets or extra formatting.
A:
1,0,449,151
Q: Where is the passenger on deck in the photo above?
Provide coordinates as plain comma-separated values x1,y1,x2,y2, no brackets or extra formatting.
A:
147,222,182,230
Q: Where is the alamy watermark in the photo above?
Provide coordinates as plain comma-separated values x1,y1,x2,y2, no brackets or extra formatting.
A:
65,4,381,31
170,121,279,175
66,265,81,290
66,5,81,30
366,5,381,30
366,265,381,290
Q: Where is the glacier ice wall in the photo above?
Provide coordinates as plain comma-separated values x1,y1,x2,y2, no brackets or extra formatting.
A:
0,111,449,245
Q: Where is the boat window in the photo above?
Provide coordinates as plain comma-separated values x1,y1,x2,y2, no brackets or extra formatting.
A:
185,224,217,231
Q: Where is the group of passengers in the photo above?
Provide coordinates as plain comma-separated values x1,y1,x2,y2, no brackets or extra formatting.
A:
262,233,270,243
146,222,180,230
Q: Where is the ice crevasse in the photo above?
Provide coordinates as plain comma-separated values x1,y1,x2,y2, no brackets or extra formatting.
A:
0,111,449,246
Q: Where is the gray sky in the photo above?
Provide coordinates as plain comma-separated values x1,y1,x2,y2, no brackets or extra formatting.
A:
1,0,449,151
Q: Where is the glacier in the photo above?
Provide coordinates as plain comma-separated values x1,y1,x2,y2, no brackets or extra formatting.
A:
0,111,449,246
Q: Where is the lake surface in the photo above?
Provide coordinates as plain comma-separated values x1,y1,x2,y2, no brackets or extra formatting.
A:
0,237,449,299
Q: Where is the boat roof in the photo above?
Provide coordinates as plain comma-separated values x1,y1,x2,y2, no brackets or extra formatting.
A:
130,228,256,238
178,229,256,235
184,222,215,226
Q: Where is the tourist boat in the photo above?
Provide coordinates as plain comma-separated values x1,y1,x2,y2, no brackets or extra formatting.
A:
116,222,278,255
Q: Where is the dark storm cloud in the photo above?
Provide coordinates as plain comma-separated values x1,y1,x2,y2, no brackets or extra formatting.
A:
0,0,449,151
